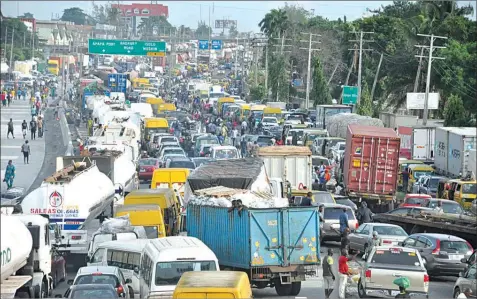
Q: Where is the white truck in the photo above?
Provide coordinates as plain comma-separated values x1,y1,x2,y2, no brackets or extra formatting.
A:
1,214,52,298
257,146,312,190
266,101,287,111
411,126,436,162
20,162,116,256
469,149,476,177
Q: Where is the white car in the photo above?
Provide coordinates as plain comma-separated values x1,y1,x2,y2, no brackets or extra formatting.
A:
19,76,34,87
262,117,279,129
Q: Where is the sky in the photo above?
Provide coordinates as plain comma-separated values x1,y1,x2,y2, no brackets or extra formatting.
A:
1,1,475,33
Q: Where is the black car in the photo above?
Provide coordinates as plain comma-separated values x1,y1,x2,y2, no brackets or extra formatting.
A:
256,135,274,147
56,284,119,299
127,91,140,103
192,157,216,168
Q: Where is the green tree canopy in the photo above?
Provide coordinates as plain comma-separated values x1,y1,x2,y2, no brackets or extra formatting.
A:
311,56,332,106
61,7,88,25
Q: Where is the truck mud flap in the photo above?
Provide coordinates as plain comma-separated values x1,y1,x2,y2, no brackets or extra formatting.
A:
0,275,33,299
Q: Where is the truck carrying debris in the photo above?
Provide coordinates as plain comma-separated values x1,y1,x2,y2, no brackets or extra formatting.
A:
327,113,384,139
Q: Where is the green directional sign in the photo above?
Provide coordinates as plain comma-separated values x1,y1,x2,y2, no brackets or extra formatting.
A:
342,85,359,105
88,39,166,56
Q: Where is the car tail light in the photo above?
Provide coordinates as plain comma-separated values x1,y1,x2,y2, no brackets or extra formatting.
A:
365,270,371,282
432,239,441,255
383,240,392,244
71,236,82,240
92,272,103,276
200,151,204,156
424,274,429,283
117,286,124,295
355,222,359,229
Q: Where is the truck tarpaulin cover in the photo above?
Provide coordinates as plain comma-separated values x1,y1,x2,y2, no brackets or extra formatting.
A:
187,158,262,192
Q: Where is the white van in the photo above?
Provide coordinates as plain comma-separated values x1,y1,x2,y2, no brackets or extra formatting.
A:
139,236,219,298
87,239,152,295
210,145,240,159
87,226,148,259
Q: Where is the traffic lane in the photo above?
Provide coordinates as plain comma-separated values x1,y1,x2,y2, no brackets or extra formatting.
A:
0,99,45,191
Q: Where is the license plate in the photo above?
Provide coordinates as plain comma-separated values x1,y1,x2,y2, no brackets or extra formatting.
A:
139,169,146,172
450,254,464,260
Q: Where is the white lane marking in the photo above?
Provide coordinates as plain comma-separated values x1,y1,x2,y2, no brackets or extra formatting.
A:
1,146,20,149
1,156,19,160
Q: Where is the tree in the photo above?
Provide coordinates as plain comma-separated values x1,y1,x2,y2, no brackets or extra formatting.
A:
310,56,332,106
259,9,288,38
196,21,211,39
228,24,238,38
443,94,469,126
138,16,172,37
356,81,373,116
61,7,88,25
19,12,34,18
249,85,266,103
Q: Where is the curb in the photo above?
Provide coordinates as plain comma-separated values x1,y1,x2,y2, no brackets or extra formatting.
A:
58,99,73,156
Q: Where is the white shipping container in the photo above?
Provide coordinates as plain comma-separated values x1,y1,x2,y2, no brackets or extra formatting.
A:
469,149,476,177
434,127,476,177
412,127,436,161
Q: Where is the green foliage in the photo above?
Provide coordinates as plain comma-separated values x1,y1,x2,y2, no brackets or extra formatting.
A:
19,12,34,18
356,81,373,117
196,21,211,39
249,85,266,103
61,7,89,25
138,16,172,38
310,56,332,106
228,24,239,38
443,94,469,126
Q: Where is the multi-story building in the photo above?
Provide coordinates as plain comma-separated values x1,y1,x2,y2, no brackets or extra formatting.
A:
112,3,168,37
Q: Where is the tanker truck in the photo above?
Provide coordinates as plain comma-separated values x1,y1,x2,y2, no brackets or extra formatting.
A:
1,214,52,298
20,161,117,260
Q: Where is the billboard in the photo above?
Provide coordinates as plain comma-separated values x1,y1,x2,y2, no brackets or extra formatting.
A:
406,92,440,110
215,19,237,29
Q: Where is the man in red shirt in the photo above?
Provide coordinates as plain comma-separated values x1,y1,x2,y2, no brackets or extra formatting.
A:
338,248,359,299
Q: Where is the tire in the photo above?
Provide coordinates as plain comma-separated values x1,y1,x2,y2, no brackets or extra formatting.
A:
358,279,366,298
16,291,29,298
275,282,292,296
453,288,461,299
289,282,301,296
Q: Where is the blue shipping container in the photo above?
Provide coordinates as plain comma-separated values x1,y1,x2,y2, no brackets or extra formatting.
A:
108,73,127,93
187,205,320,269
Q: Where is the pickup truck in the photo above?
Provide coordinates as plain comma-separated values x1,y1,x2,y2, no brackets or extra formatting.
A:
358,246,429,298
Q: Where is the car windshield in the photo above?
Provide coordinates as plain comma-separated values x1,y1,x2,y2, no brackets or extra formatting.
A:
263,118,277,123
428,201,463,214
288,115,303,120
312,158,330,166
155,261,217,286
370,248,421,266
312,193,334,205
440,241,472,253
257,136,273,145
463,183,477,194
139,159,157,166
339,144,346,151
214,149,238,159
198,138,219,146
160,137,177,143
323,208,355,220
163,149,184,156
336,199,355,208
372,226,408,236
405,197,427,205
144,226,158,239
75,274,119,287
70,288,117,299
413,171,433,179
169,161,196,169
429,178,440,188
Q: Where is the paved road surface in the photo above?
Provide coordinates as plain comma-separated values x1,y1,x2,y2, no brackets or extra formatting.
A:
1,98,45,192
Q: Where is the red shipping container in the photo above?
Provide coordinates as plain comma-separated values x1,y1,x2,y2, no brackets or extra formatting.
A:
398,126,412,159
344,125,401,198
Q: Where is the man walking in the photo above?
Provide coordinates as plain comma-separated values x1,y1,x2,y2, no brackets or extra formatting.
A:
21,140,31,164
338,248,359,299
401,167,410,193
357,201,373,224
7,118,14,139
29,117,37,140
231,126,239,147
323,248,336,299
37,116,43,138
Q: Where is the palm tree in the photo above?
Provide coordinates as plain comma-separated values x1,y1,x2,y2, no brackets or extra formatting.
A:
259,9,288,38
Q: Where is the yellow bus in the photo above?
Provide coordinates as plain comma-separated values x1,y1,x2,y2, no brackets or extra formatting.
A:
218,97,235,115
144,117,169,141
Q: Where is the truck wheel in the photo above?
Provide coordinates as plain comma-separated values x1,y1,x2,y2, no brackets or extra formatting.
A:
275,282,292,296
254,282,268,289
453,288,461,299
289,282,301,296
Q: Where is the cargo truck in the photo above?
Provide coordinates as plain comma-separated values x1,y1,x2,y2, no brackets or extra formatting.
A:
1,214,53,298
257,146,312,191
469,149,476,177
411,126,436,162
187,205,320,296
20,162,117,258
343,125,401,213
434,127,477,178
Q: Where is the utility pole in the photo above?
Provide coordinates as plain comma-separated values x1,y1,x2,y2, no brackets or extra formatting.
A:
370,53,383,101
207,6,212,72
9,27,15,71
234,37,238,78
413,47,425,92
31,28,34,61
265,45,268,95
415,34,447,125
271,36,292,102
348,31,374,110
23,32,26,48
300,32,321,109
327,63,340,86
4,27,8,60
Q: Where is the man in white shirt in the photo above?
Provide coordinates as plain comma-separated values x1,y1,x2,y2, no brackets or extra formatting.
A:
231,128,239,147
457,288,472,299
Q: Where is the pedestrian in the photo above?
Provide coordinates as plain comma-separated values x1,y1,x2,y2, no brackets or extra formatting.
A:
301,192,313,206
363,231,382,259
312,179,321,191
21,120,28,139
456,288,472,299
37,116,43,138
339,207,350,237
7,92,12,106
338,248,359,299
21,140,31,164
29,117,37,140
31,104,36,117
341,227,351,252
401,167,410,193
232,126,239,147
323,248,336,299
7,118,14,139
3,160,16,189
357,201,373,224
433,200,444,214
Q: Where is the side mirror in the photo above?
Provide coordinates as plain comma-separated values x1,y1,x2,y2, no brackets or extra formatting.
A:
461,258,468,263
398,242,403,246
85,256,90,263
134,266,139,274
423,184,427,188
125,278,132,284
67,279,74,285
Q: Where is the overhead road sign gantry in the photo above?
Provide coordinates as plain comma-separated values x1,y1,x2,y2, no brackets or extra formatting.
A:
88,39,166,56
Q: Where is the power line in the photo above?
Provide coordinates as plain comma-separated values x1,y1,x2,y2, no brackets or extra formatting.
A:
435,62,477,93
433,63,477,94
300,32,321,109
433,66,477,99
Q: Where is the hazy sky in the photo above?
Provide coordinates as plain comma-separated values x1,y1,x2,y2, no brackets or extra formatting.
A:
1,1,475,33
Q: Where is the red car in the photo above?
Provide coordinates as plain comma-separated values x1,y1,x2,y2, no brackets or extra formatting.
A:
138,158,160,181
400,193,432,207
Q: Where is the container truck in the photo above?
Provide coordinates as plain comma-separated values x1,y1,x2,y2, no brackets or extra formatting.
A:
257,146,312,190
469,149,476,177
1,214,52,298
434,127,477,178
20,162,117,257
411,126,436,162
187,205,320,296
343,125,401,212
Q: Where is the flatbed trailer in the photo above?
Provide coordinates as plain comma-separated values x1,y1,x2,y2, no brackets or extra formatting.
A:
373,213,477,247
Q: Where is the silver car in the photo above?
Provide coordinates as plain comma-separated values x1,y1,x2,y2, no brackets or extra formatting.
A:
349,223,409,253
453,264,477,298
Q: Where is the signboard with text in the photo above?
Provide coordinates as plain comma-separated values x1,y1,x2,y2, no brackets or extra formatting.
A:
198,40,209,50
88,39,166,56
342,86,359,105
406,93,440,110
211,40,222,50
215,19,237,29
